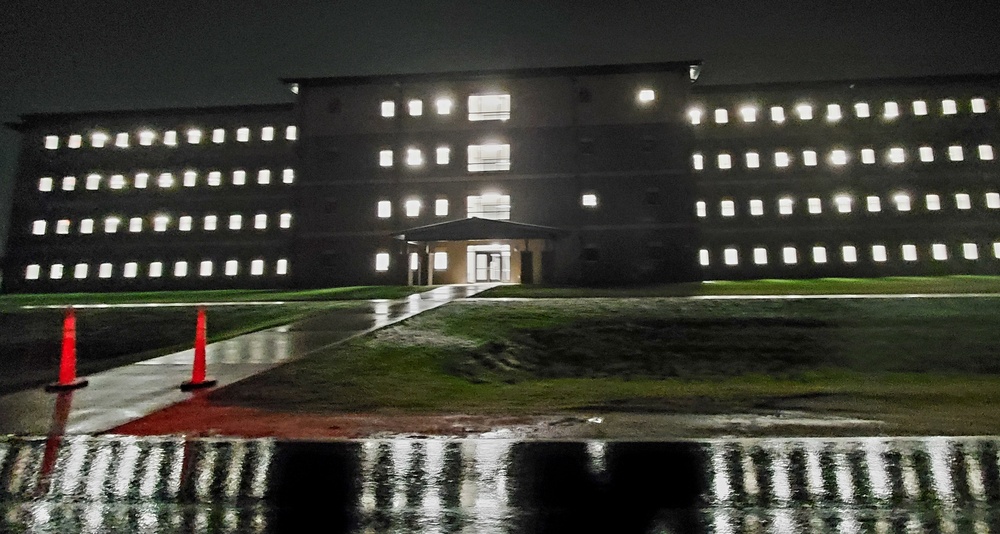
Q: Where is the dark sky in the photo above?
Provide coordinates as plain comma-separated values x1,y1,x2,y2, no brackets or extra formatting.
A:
2,0,1000,255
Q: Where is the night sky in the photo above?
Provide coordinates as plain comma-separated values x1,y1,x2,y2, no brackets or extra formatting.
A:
2,0,1000,255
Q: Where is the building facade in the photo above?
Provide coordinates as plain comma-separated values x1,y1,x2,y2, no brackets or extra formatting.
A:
3,63,1000,292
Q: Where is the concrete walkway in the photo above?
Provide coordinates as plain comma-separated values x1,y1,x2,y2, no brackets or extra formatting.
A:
0,284,497,436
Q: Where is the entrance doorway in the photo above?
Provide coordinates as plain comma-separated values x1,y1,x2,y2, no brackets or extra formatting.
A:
467,244,511,282
474,252,503,281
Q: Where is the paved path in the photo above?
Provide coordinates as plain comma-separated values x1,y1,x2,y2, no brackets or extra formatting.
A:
474,292,1000,302
0,284,497,436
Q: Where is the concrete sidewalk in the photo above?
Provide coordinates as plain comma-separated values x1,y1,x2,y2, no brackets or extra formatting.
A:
0,284,496,435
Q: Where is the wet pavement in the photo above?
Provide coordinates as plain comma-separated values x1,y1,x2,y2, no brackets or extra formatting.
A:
0,435,998,533
0,284,497,436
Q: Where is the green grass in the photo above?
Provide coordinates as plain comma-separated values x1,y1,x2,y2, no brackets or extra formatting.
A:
474,276,1000,298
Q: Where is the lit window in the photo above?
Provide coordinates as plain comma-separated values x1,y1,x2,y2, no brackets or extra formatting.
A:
79,219,94,234
225,260,238,276
74,264,88,279
212,128,225,143
688,108,703,125
745,152,760,169
258,169,271,184
802,150,817,167
261,126,274,141
866,196,881,212
375,252,390,272
931,244,948,261
778,197,793,215
280,212,292,228
963,243,979,260
926,194,941,211
986,192,1000,209
467,144,511,172
717,153,732,170
285,126,297,140
901,244,918,261
696,201,707,218
872,245,887,263
154,215,169,232
380,150,393,167
155,173,173,188
251,213,267,230
749,199,763,216
55,219,70,234
826,104,842,121
149,262,163,278
996,243,1000,259
436,98,453,115
62,176,76,191
955,193,972,210
770,106,785,123
39,177,53,192
25,264,41,280
91,132,108,148
98,263,113,279
842,245,858,263
720,200,735,217
377,201,391,218
208,171,221,186
795,104,813,120
179,216,192,231
50,264,64,280
714,109,728,124
405,199,421,217
68,134,82,148
276,259,288,275
183,170,196,187
435,199,448,216
436,146,450,165
637,89,656,104
233,170,246,185
813,246,827,264
739,106,757,123
236,127,250,142
84,174,100,190
861,149,876,165
406,148,423,166
467,193,511,220
282,168,295,184
199,260,213,276
434,251,448,270
888,147,906,164
979,145,995,161
724,248,739,266
468,94,511,121
187,129,202,144
32,220,46,235
948,145,964,161
114,133,129,148
174,261,188,277
692,153,704,170
808,198,822,214
782,247,797,265
163,131,177,146
129,217,142,233
894,194,911,211
753,247,768,265
913,100,928,116
44,135,59,149
829,150,848,166
251,259,265,276
408,100,423,116
971,98,987,114
229,214,242,230
582,194,598,207
854,102,870,118
109,174,125,189
835,195,852,213
919,146,934,162
134,173,148,189
774,151,790,168
699,249,710,266
883,102,899,119
123,262,138,278
204,215,218,231
104,217,120,233
942,99,958,115
381,101,395,117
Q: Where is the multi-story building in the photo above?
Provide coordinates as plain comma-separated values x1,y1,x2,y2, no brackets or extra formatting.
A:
3,62,999,293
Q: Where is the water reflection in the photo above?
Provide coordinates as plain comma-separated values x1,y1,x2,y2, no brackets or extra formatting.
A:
0,436,998,532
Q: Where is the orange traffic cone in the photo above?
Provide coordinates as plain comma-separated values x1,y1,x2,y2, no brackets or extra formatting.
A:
181,307,217,391
45,307,89,392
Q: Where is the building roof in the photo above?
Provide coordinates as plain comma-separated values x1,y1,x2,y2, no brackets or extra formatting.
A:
693,72,1000,94
395,217,568,242
6,102,295,131
282,60,702,87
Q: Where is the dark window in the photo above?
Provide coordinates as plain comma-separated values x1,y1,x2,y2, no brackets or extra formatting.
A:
645,189,660,205
578,88,592,103
582,247,600,262
580,139,594,155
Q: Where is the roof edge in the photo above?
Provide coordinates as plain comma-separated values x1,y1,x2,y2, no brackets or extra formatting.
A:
693,72,1000,93
14,102,296,125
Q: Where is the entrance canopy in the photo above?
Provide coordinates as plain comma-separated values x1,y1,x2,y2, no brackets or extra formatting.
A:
394,217,567,242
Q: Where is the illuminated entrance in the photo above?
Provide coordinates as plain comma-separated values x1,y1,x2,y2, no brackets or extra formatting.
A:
468,244,511,282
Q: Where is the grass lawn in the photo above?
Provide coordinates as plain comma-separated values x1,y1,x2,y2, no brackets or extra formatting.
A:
214,296,1000,435
474,275,1000,298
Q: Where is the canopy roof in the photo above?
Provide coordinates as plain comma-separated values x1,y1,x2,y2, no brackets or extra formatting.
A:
395,217,567,242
